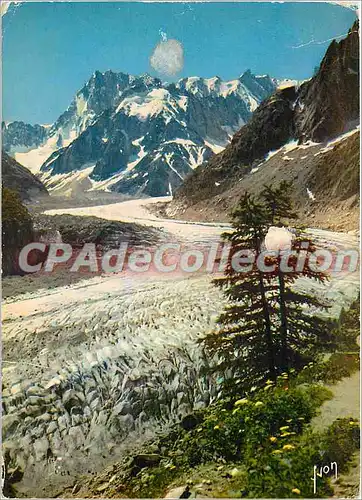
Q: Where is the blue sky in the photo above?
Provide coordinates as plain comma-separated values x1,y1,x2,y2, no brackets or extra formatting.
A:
2,2,356,124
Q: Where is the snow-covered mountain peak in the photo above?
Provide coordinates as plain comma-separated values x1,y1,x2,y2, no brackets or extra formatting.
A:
3,68,277,197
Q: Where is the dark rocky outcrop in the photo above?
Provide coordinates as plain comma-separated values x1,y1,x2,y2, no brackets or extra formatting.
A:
2,187,34,275
2,151,48,201
131,453,162,470
228,85,297,165
1,154,49,276
294,21,359,142
175,85,297,205
34,213,164,251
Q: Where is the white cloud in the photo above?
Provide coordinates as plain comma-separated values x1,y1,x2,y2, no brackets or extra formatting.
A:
265,227,294,252
150,39,184,77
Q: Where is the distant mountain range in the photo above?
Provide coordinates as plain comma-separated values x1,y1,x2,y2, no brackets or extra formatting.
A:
2,70,277,197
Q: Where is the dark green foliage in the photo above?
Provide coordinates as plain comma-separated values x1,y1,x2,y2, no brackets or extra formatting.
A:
334,298,360,351
123,383,348,498
75,363,359,499
320,418,360,470
2,186,34,275
298,353,360,386
151,385,357,498
296,298,360,385
156,383,332,470
204,192,278,384
2,186,33,225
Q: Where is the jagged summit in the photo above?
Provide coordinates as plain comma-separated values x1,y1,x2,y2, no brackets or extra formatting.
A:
3,69,276,196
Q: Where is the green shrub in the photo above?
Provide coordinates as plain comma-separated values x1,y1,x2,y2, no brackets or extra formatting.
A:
242,433,332,498
297,353,360,385
243,418,360,498
2,187,34,275
321,418,360,470
168,383,331,469
118,383,357,498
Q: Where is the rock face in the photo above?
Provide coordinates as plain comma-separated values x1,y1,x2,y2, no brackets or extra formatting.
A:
294,21,359,142
173,21,359,211
34,213,164,250
177,85,297,205
2,151,48,200
4,70,276,197
170,130,360,231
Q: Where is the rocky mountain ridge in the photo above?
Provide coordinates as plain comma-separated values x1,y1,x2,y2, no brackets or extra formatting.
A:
171,21,359,223
3,70,276,197
1,151,48,201
2,122,48,154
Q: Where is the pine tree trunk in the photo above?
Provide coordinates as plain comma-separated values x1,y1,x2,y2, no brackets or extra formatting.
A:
278,270,289,371
258,273,277,380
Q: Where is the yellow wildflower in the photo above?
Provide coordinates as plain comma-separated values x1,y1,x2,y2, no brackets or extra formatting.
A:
214,425,220,430
234,398,249,406
272,450,283,455
269,436,277,443
279,426,290,431
292,488,301,495
280,432,291,437
283,444,295,451
230,468,241,478
265,379,274,385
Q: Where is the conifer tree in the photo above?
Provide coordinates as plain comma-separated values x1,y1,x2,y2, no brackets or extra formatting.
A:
204,192,279,384
260,182,331,370
261,181,297,370
203,183,332,386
